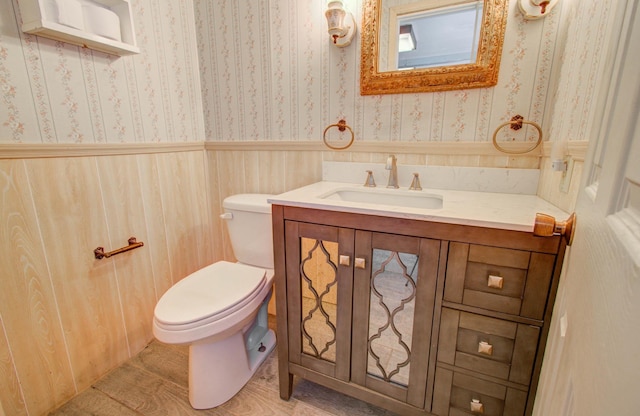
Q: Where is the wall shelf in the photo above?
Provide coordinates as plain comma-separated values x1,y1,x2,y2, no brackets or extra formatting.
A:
17,0,139,56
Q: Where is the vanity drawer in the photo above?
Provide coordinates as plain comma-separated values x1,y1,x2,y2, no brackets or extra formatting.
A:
432,366,528,416
444,242,555,320
438,308,539,386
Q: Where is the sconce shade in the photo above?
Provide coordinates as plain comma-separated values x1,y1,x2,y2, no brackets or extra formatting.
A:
326,7,346,42
325,0,356,47
519,0,560,19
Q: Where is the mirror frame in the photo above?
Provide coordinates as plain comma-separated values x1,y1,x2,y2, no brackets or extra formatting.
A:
360,0,509,95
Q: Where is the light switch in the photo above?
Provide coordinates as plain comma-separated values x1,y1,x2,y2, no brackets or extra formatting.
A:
560,312,568,337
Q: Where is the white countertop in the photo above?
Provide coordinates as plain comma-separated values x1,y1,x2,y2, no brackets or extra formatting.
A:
268,181,569,233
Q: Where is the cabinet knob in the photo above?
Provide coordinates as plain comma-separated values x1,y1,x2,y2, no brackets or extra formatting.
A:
487,274,504,289
355,257,366,269
470,398,484,413
339,255,351,267
478,341,493,356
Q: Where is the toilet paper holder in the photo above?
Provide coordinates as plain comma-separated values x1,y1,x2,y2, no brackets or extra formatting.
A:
94,237,144,259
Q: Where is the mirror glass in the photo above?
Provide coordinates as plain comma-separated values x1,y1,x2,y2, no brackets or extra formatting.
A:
386,1,484,71
367,248,418,386
361,0,509,95
300,237,338,362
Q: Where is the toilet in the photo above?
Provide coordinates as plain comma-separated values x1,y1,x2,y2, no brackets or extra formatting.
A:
152,194,277,409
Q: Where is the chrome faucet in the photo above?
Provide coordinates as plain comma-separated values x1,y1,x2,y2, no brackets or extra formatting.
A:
385,154,399,188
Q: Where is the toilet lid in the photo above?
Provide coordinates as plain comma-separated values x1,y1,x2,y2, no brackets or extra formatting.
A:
154,261,267,326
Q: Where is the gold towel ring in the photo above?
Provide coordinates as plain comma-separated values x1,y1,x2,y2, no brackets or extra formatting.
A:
323,119,355,150
492,115,543,154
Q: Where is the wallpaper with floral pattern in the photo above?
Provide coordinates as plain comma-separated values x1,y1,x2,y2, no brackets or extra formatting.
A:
0,0,613,147
193,0,612,145
0,0,205,144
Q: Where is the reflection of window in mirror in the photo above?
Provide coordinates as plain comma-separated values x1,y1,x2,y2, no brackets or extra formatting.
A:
388,0,483,71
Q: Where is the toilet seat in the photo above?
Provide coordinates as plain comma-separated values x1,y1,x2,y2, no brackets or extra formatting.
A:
154,261,267,331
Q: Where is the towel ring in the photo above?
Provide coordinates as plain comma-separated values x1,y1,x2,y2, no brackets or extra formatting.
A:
323,119,355,150
492,115,543,154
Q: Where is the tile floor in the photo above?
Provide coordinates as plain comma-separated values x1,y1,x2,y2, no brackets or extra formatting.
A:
49,331,399,415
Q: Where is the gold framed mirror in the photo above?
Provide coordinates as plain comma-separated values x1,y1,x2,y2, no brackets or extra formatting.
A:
360,0,509,95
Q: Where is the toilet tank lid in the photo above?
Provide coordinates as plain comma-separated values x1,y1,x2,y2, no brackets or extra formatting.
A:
223,194,274,214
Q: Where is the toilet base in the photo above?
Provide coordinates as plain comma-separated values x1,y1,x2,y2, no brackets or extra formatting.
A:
188,327,276,409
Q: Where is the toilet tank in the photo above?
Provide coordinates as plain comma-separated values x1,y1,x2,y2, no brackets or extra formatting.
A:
222,194,275,269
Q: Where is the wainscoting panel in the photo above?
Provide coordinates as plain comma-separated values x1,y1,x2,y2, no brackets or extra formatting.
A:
0,160,76,415
97,155,158,356
26,156,131,391
136,155,174,301
155,151,213,283
0,141,587,414
0,151,215,415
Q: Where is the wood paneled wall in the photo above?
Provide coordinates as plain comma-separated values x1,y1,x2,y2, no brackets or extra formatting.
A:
205,148,325,268
205,142,585,214
0,151,213,415
0,141,585,415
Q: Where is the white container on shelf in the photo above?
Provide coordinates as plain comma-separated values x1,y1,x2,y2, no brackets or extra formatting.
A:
16,0,139,56
82,2,121,41
54,0,84,31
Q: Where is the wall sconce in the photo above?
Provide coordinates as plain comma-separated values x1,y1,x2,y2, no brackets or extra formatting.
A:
519,0,560,19
325,0,356,47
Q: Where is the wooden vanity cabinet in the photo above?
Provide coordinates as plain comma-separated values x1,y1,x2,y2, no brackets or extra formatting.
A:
272,205,566,416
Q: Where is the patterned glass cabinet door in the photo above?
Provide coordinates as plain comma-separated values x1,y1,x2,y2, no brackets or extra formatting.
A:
351,231,441,409
284,221,355,381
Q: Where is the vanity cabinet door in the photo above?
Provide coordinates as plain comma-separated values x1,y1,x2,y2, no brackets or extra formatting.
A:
284,221,355,381
351,231,441,409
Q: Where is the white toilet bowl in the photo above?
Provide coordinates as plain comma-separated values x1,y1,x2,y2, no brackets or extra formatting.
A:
152,194,277,409
153,261,276,409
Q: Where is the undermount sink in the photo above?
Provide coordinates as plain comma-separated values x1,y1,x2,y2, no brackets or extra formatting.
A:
319,187,443,209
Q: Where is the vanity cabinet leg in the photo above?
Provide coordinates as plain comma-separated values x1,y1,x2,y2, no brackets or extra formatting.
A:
279,371,293,400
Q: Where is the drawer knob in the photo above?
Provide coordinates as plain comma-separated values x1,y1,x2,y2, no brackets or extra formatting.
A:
355,257,366,269
487,274,504,289
339,255,351,267
470,398,484,413
478,341,493,356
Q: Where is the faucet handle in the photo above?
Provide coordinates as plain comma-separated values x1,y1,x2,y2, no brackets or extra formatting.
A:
409,173,422,191
364,170,376,187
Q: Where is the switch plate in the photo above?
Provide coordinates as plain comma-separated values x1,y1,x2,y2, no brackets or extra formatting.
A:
560,312,568,337
560,157,575,193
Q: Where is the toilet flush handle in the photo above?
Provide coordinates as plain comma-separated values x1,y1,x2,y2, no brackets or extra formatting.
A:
220,213,233,220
